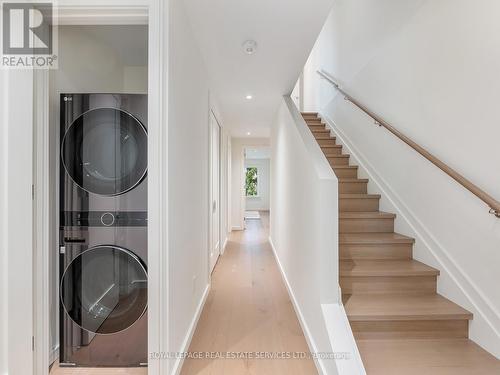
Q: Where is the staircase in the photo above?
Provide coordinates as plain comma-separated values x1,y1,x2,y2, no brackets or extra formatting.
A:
302,112,500,374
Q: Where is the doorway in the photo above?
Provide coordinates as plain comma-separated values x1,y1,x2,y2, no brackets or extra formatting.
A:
244,147,271,224
209,110,222,273
28,3,167,375
49,25,149,372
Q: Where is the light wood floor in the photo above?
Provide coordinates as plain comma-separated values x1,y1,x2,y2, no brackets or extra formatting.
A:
181,212,317,375
50,363,147,375
49,213,314,375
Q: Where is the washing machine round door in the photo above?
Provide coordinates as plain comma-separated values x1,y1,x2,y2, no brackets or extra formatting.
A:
60,246,147,334
61,108,147,196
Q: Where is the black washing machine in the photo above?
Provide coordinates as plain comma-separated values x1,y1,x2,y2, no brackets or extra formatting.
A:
59,94,148,367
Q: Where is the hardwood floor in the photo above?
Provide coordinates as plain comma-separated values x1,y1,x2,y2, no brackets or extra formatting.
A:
49,362,146,375
302,112,500,374
181,212,317,375
49,213,314,375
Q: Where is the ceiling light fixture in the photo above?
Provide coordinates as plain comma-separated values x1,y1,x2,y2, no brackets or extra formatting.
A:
242,40,257,55
247,132,251,136
246,95,253,100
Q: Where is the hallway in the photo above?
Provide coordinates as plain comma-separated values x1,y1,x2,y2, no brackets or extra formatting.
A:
181,213,317,375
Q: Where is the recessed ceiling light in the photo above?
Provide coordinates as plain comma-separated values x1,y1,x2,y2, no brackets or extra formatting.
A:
247,132,251,136
242,40,257,55
246,95,253,100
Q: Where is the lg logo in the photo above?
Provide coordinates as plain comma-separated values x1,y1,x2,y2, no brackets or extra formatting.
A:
2,2,53,54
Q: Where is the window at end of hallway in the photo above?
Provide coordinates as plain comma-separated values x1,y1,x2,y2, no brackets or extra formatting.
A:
245,167,258,197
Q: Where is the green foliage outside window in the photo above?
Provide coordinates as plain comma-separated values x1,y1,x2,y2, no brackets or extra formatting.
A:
245,167,258,197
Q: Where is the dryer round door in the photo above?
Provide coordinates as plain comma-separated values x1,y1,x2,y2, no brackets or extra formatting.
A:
61,107,147,196
60,246,147,335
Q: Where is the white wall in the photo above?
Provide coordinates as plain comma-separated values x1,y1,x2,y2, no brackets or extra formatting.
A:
168,1,210,372
270,97,339,374
47,25,149,362
0,70,35,375
303,0,500,357
245,158,270,211
51,25,148,94
0,70,6,375
167,0,230,372
230,138,270,230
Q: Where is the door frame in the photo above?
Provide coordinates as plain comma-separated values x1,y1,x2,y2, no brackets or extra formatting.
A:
31,1,168,374
241,146,247,229
239,143,271,229
225,135,232,246
208,107,222,275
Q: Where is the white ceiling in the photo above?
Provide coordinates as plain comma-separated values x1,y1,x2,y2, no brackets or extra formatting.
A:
184,0,334,137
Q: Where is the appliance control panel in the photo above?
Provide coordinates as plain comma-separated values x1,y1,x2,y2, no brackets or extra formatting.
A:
61,211,147,227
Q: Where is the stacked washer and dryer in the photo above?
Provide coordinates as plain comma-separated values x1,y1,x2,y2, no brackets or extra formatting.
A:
59,94,148,367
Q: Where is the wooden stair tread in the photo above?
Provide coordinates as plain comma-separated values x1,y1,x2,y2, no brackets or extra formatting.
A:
345,294,473,321
340,194,381,199
356,339,500,375
340,211,395,219
322,146,343,151
340,259,439,277
339,178,368,183
340,232,415,245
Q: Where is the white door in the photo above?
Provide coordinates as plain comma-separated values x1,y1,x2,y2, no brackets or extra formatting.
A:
209,111,221,273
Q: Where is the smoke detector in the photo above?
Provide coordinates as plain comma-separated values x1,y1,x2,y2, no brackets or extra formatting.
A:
242,40,258,55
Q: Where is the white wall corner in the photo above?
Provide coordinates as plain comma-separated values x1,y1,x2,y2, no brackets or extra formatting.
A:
172,284,210,375
321,111,500,359
321,304,366,375
268,237,330,375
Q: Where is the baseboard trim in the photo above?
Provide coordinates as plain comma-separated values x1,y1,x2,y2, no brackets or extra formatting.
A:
49,345,59,365
221,237,229,255
172,284,210,375
322,111,500,357
268,236,328,375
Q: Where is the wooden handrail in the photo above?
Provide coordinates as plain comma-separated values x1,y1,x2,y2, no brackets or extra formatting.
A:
317,69,500,218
